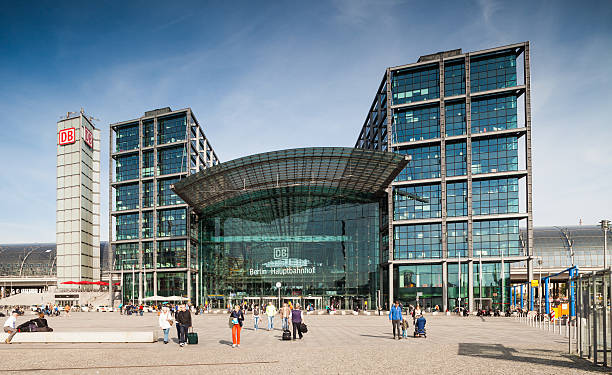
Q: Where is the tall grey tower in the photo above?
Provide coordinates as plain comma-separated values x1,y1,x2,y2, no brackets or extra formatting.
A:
56,109,101,287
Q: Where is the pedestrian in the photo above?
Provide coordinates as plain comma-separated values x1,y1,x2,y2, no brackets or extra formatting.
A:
230,304,244,348
280,303,291,331
253,304,260,331
176,304,192,347
119,303,123,315
158,306,174,344
389,300,403,340
401,317,409,339
290,303,304,340
3,310,19,344
265,302,277,331
64,304,70,317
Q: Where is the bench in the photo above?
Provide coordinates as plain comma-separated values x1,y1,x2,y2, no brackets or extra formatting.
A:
0,331,157,343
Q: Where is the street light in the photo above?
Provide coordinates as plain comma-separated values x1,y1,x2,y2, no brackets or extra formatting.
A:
600,220,610,270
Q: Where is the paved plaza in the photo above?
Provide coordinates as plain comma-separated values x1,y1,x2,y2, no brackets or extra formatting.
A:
0,311,603,374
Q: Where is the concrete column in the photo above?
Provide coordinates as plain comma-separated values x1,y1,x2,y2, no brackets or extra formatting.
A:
442,261,448,311
388,263,394,310
468,260,474,312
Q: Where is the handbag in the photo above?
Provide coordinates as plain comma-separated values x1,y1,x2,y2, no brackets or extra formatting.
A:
300,322,308,333
228,316,234,328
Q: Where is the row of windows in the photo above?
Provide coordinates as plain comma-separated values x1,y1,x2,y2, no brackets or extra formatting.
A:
473,178,519,215
114,240,189,270
392,66,440,105
470,52,517,93
445,102,466,136
113,115,188,151
471,136,518,174
393,178,520,219
395,136,519,181
114,178,184,212
393,105,439,143
394,219,521,260
394,184,441,220
115,208,187,240
394,224,442,259
471,95,517,133
389,52,518,106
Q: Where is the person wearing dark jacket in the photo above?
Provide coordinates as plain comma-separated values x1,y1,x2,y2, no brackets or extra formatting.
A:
290,304,304,340
175,304,192,347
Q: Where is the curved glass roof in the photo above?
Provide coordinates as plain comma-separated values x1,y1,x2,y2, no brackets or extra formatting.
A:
173,147,409,219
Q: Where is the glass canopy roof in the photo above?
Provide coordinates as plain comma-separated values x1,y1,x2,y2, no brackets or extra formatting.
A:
172,147,409,220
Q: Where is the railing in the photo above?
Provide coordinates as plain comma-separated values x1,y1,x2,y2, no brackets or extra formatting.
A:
571,269,611,368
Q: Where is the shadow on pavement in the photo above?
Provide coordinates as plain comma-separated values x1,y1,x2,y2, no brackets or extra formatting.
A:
218,340,233,346
359,334,396,339
458,343,607,372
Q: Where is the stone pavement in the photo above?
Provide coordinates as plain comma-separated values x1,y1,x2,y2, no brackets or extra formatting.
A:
0,311,604,374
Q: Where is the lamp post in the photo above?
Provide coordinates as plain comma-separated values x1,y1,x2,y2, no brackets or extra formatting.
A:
537,257,543,316
601,220,610,270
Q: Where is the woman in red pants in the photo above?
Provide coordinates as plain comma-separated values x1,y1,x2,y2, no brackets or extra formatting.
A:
230,305,244,348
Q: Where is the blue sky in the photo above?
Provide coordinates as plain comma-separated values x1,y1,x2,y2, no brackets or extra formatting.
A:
0,0,610,243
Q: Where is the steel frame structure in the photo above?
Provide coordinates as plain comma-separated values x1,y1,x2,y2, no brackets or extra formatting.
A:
108,107,219,307
356,42,534,311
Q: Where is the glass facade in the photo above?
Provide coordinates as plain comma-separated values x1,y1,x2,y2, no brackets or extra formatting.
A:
444,61,465,97
111,109,217,305
445,142,467,177
471,94,517,134
447,222,468,257
115,154,139,182
158,146,186,175
447,263,469,310
397,264,443,308
394,224,442,259
157,208,186,237
470,51,517,92
392,66,439,105
157,114,186,144
473,262,510,310
394,184,441,220
199,201,381,306
473,219,521,257
392,105,439,143
115,123,139,152
473,178,519,215
395,145,441,181
446,182,467,217
471,136,518,174
445,101,466,136
115,183,138,211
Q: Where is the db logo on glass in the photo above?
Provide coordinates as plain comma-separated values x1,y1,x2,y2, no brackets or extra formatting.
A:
274,247,289,259
83,127,94,148
58,128,76,145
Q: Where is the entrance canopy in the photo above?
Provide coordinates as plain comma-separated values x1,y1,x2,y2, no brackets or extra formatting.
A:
173,147,409,220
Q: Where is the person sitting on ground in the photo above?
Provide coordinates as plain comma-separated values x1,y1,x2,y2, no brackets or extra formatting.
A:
17,312,53,332
3,310,19,344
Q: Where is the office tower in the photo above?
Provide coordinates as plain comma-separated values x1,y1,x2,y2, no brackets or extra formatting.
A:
109,107,219,305
356,42,533,311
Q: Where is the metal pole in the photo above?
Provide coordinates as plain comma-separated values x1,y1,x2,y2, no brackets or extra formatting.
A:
458,254,461,311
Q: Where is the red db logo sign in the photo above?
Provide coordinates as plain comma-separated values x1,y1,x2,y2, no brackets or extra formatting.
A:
83,127,93,148
58,128,76,145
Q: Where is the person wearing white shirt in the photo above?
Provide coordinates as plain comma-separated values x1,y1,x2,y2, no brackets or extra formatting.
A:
158,306,174,344
4,311,19,344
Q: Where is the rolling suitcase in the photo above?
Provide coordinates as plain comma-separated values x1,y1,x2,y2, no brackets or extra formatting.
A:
282,329,292,340
187,328,198,345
